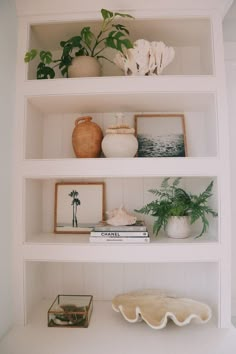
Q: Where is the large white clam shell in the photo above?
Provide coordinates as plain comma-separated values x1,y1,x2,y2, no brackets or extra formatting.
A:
112,289,212,329
114,39,175,76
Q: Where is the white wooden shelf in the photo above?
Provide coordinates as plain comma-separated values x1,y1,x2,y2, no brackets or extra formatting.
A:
23,76,218,98
22,239,220,263
22,158,220,178
1,299,229,354
25,231,217,245
27,299,219,330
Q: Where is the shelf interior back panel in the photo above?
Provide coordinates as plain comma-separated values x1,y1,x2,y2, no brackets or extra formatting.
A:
24,176,218,243
25,93,217,159
25,261,218,325
27,18,213,79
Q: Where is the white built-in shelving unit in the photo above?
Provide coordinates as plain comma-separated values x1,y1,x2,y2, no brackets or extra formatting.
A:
10,2,232,352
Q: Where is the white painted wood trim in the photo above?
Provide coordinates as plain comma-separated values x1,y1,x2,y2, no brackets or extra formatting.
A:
22,243,221,263
13,6,232,330
22,76,218,96
22,158,220,178
15,1,233,17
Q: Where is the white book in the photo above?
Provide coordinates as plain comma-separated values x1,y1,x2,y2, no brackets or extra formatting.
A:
89,236,150,244
90,231,149,237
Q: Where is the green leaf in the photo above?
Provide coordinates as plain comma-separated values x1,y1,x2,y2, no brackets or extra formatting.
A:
197,181,214,204
60,41,66,47
39,51,53,64
195,215,209,238
75,48,88,56
36,63,55,79
105,31,133,52
174,188,191,204
70,36,83,48
153,218,163,236
61,36,83,58
81,27,93,47
112,24,130,35
173,177,182,187
60,66,68,77
24,49,37,62
60,59,71,76
119,38,133,49
161,177,170,189
114,11,134,19
101,8,114,20
61,44,72,56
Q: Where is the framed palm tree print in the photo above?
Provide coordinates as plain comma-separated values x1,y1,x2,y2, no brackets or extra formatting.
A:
54,182,105,234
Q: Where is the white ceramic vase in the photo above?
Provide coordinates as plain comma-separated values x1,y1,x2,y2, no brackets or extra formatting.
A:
165,216,191,239
102,134,138,158
68,56,102,78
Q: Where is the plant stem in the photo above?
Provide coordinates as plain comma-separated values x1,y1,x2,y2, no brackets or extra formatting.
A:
97,55,114,64
94,47,106,57
91,31,104,57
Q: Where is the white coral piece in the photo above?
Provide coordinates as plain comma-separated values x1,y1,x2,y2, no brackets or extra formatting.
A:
114,39,175,76
129,39,151,75
150,41,175,75
106,206,137,226
112,289,212,329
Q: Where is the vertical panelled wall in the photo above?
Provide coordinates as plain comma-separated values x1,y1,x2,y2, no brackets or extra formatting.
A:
224,5,236,316
0,0,17,339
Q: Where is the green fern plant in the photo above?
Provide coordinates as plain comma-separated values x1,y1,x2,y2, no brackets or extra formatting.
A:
135,177,218,238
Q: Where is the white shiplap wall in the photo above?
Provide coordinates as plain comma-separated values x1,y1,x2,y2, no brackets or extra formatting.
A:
224,0,236,317
0,0,16,339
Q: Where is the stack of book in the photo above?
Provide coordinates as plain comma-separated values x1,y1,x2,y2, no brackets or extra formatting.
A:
89,220,149,243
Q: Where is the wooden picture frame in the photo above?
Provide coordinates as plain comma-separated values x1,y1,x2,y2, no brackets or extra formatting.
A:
134,114,187,157
54,182,105,234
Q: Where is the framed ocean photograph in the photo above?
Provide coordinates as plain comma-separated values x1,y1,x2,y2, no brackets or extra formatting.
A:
54,182,105,234
134,114,187,157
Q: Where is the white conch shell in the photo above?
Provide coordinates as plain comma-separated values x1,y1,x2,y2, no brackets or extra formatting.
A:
106,206,137,226
112,289,212,329
114,39,175,76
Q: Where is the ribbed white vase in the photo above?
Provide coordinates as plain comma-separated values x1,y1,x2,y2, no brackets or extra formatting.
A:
165,216,191,239
102,134,138,157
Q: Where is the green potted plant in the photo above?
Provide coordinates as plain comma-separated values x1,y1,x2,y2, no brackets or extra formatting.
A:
24,8,134,79
135,177,218,238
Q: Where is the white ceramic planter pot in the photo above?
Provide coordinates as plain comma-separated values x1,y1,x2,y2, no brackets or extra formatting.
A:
165,216,191,239
68,56,102,78
102,134,138,158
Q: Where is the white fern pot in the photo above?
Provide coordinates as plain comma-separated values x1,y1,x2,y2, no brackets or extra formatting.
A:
165,216,191,239
102,134,138,158
68,56,102,78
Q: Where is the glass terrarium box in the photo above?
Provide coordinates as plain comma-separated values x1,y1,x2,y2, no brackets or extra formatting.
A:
48,295,93,328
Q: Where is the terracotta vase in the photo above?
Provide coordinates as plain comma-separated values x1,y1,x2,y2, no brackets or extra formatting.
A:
72,116,103,158
68,56,102,78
